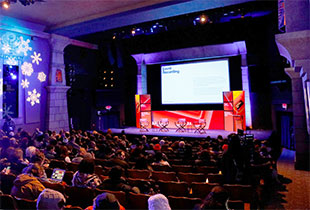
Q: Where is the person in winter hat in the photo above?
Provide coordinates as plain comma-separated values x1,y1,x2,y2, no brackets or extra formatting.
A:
36,188,66,210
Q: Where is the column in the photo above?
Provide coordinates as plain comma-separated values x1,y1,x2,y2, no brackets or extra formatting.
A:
285,67,309,170
45,34,71,132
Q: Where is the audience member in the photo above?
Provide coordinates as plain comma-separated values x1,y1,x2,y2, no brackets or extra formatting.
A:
148,193,171,210
36,188,66,210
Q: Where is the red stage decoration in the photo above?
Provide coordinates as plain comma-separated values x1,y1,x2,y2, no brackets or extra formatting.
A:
135,94,151,128
56,69,63,83
136,91,245,131
223,91,246,131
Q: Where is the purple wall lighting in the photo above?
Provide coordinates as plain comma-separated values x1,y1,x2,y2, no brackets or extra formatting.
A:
0,30,50,129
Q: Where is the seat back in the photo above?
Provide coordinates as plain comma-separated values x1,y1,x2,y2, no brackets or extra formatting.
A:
0,194,17,210
66,162,79,172
158,180,189,196
0,173,16,194
127,178,155,193
65,186,95,209
151,164,172,172
191,182,219,199
168,196,201,209
14,197,37,210
41,180,66,194
196,166,219,174
95,189,127,207
128,192,150,209
172,165,193,173
178,172,205,184
49,159,67,169
151,171,177,182
168,159,183,165
207,173,223,184
127,169,151,179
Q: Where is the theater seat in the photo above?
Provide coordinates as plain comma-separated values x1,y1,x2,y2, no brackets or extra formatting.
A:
95,189,127,207
128,192,150,209
178,172,206,184
168,196,201,209
151,164,172,172
65,186,95,209
158,180,189,196
172,165,193,173
0,173,16,194
151,171,178,182
127,169,151,179
0,194,17,210
191,182,219,199
14,197,37,210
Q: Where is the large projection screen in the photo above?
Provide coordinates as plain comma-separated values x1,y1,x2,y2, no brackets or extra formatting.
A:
161,59,230,105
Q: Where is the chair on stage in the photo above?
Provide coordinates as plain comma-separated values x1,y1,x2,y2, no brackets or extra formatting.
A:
175,118,187,132
158,118,169,132
193,119,206,134
139,118,149,132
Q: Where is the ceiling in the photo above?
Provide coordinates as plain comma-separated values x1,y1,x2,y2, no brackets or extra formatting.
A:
0,0,173,29
0,0,259,38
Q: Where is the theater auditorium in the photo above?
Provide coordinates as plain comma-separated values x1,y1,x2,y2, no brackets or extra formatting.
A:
0,0,309,209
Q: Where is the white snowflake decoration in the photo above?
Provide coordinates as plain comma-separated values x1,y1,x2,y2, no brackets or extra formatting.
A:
31,51,42,65
5,57,18,66
37,72,46,82
21,62,34,76
16,36,32,56
2,44,11,54
27,89,40,106
3,105,14,119
21,79,30,88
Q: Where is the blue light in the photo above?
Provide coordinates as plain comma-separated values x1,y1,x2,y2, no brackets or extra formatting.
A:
10,73,17,80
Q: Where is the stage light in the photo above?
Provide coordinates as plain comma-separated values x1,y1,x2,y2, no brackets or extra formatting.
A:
2,0,10,9
199,14,208,24
111,71,114,74
131,29,136,35
10,73,17,80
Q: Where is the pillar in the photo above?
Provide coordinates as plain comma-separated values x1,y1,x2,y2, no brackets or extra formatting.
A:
45,34,71,132
285,67,309,170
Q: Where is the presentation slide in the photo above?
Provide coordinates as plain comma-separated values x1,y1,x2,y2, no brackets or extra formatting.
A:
161,59,230,104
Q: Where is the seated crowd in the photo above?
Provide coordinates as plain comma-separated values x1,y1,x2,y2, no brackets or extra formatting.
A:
0,128,283,209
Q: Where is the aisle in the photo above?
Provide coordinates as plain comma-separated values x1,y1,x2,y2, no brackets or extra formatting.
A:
265,149,310,210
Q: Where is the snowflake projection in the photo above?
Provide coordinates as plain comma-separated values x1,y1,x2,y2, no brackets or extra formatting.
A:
2,105,14,119
37,72,46,82
1,32,20,51
31,51,42,65
27,89,40,106
2,44,11,54
21,62,34,76
4,57,18,66
16,36,32,56
21,79,30,88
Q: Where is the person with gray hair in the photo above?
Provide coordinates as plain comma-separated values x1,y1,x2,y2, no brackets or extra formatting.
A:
148,193,171,210
37,188,66,210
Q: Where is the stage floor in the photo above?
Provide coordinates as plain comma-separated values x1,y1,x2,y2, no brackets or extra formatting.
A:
104,127,272,140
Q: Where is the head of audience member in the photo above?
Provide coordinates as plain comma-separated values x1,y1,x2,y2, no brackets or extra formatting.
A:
36,188,66,210
153,144,161,151
115,150,126,160
108,166,123,180
78,158,95,174
148,193,171,210
25,146,37,159
93,192,122,210
23,163,45,178
30,151,46,166
199,186,229,209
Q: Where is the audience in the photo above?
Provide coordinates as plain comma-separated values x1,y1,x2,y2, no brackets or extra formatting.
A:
0,127,283,209
86,192,125,210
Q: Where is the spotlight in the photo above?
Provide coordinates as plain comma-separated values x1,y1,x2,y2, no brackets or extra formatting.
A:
131,28,136,35
2,0,10,9
199,14,208,24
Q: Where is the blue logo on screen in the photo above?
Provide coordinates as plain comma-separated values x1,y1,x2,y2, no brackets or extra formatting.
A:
162,67,179,74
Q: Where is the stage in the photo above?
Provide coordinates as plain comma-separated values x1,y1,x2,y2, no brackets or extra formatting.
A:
104,127,272,140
